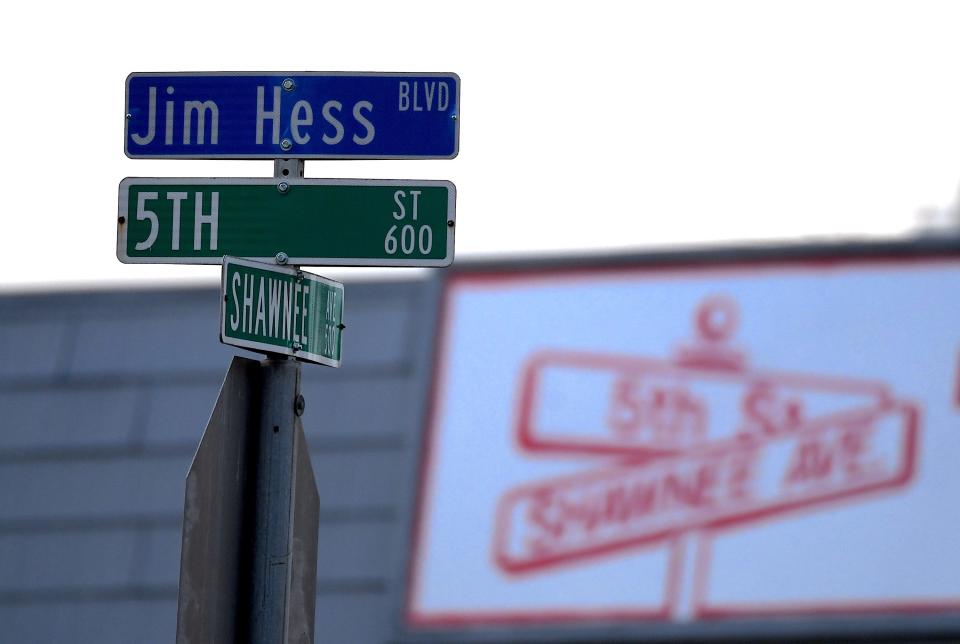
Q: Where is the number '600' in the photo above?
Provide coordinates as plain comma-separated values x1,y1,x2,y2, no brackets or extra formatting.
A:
385,224,433,255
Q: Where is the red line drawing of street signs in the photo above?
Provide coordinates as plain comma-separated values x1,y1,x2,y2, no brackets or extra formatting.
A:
494,403,918,575
495,293,923,621
515,296,893,461
516,350,894,460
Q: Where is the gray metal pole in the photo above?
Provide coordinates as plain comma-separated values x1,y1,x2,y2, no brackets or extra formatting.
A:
247,158,316,644
176,356,318,644
249,357,301,642
177,158,319,644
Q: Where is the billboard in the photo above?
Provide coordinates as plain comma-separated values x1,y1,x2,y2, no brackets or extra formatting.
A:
405,244,960,639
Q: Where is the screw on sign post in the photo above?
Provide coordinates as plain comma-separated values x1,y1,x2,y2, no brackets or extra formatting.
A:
115,72,460,644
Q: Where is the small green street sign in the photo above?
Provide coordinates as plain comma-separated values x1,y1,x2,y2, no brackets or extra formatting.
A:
220,257,344,367
118,177,456,267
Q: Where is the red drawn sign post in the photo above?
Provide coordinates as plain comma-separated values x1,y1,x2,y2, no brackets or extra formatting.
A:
495,297,920,583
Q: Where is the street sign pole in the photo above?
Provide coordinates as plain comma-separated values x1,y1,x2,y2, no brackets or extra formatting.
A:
249,357,317,643
174,356,319,644
125,70,460,644
175,161,323,644
246,158,319,644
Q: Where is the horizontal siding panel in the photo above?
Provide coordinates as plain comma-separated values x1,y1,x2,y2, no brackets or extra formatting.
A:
315,592,394,644
140,379,222,447
0,386,139,452
300,374,420,437
0,318,70,380
0,530,138,592
316,522,396,581
338,302,413,370
311,449,409,508
67,310,237,377
0,599,175,644
135,526,181,589
0,456,190,521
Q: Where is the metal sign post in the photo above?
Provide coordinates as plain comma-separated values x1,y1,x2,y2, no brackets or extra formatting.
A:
174,356,319,644
120,71,459,644
248,356,318,644
175,159,325,644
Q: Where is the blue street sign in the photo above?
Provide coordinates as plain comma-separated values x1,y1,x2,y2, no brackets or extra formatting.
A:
125,72,459,159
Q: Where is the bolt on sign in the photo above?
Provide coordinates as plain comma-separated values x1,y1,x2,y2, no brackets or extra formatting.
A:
220,257,344,367
407,249,960,637
125,72,460,159
117,177,456,267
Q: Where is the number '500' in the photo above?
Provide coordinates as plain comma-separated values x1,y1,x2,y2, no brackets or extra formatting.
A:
385,189,433,255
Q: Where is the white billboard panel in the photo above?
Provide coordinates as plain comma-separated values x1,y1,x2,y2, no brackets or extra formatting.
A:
407,252,960,632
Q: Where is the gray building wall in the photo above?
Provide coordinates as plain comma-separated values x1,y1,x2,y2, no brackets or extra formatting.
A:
3,241,960,644
0,278,436,644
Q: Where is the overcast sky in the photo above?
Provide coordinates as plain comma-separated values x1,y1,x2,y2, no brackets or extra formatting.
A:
1,1,958,291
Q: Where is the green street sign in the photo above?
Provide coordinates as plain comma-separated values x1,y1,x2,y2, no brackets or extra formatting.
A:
220,257,344,367
117,177,456,266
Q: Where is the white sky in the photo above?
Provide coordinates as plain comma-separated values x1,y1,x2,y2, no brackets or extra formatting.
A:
1,0,959,291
